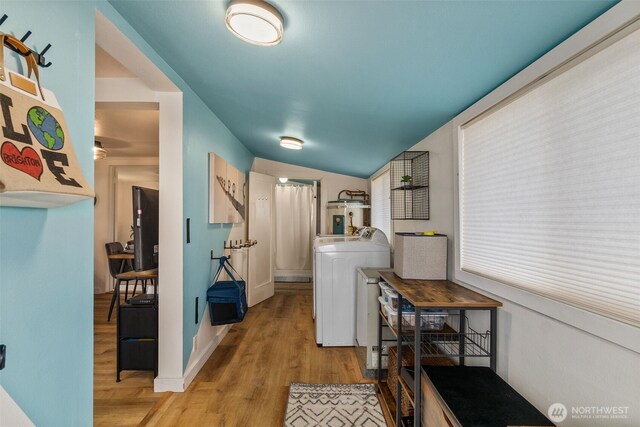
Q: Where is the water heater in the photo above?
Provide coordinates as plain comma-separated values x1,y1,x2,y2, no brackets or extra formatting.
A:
326,200,370,235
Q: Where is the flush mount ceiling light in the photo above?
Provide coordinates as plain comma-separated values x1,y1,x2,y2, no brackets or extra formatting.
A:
280,136,303,150
278,177,288,183
225,0,284,46
94,140,107,160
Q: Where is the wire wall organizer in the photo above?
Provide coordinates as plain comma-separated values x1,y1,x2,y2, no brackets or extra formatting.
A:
390,151,429,220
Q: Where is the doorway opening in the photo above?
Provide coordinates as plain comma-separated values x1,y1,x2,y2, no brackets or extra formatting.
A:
274,179,319,283
93,12,184,424
94,101,160,294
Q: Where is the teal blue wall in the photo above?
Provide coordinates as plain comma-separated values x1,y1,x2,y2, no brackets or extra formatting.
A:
0,2,253,424
0,2,96,425
181,94,254,369
96,2,255,374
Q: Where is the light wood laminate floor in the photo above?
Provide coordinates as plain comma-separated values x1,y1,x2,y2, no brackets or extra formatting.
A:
94,283,377,426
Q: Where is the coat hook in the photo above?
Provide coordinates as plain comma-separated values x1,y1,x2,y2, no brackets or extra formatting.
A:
20,30,31,43
38,43,52,67
40,43,51,56
0,15,53,68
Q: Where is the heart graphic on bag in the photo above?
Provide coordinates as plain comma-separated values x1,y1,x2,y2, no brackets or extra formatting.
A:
1,141,43,180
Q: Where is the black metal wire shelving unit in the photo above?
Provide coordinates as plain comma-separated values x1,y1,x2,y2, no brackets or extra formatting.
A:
390,151,429,220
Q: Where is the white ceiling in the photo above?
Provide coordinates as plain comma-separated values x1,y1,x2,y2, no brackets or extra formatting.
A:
116,165,159,182
95,45,136,78
95,102,159,158
95,45,158,158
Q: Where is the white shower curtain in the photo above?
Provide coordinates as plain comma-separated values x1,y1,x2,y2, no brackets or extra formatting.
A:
275,184,314,274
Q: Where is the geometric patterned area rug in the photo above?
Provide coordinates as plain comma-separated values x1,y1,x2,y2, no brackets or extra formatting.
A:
284,383,387,427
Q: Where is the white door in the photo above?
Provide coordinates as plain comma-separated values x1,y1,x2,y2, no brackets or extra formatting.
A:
248,172,275,307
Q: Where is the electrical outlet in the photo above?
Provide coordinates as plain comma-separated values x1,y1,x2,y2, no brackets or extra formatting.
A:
193,336,198,353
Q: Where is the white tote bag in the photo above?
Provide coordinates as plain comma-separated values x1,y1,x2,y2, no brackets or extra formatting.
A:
0,33,93,208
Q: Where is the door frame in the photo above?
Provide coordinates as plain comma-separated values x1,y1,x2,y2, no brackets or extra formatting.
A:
273,179,319,281
95,11,184,391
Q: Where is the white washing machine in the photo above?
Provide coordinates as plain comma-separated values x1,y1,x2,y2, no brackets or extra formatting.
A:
313,227,390,346
312,234,360,320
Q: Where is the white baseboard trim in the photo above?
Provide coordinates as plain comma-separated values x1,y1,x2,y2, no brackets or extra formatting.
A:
153,323,231,392
153,377,185,392
183,324,231,390
0,385,35,427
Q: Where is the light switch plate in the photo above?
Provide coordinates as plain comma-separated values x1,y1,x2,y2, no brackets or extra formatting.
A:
0,344,6,370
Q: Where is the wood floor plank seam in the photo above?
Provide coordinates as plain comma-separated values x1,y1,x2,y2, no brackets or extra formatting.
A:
94,283,384,426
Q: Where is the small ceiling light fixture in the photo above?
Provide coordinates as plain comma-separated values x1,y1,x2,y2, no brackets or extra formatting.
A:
94,140,107,160
225,0,284,46
280,136,303,150
278,177,288,183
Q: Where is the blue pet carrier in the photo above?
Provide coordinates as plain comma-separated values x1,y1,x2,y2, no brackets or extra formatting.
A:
206,256,248,326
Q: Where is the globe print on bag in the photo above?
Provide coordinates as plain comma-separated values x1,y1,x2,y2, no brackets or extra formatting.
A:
26,106,65,150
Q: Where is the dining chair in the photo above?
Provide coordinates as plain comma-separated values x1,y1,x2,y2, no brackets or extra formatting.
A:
105,242,137,321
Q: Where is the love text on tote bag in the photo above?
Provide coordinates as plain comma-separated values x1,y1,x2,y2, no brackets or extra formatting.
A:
0,33,93,208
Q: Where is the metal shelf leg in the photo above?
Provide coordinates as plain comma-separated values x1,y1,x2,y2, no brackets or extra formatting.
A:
459,309,466,366
396,295,403,427
414,307,422,427
490,307,497,372
378,300,383,383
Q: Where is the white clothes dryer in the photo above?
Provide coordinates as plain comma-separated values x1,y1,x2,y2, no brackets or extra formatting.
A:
313,227,390,346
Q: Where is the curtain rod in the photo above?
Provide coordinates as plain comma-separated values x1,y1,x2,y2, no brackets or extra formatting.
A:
276,183,311,187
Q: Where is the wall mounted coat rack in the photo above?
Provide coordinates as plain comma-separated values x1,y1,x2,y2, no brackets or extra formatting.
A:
0,14,53,68
222,239,258,252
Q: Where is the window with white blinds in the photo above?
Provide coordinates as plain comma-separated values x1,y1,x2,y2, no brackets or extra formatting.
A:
460,25,640,328
372,170,392,242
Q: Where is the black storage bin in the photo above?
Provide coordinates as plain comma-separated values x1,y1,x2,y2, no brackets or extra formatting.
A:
119,339,156,371
119,305,157,338
117,303,158,381
207,256,248,326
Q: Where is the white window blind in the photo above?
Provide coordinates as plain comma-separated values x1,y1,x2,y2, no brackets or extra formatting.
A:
460,26,640,327
372,170,392,242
